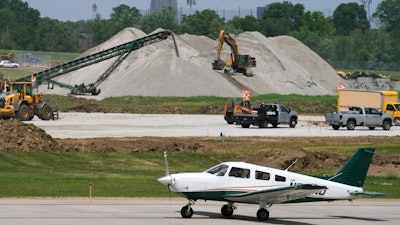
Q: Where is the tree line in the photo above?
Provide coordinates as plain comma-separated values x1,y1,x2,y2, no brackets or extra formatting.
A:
1,0,399,71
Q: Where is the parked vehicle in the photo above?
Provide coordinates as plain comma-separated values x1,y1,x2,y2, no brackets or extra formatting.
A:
0,60,19,68
337,89,400,125
235,103,298,128
223,100,253,124
325,106,392,130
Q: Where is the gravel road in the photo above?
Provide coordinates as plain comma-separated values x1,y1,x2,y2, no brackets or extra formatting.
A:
26,112,399,139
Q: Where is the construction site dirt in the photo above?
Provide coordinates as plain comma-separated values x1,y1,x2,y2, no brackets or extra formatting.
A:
1,115,399,177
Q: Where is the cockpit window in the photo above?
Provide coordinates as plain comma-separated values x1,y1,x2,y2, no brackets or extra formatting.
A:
228,167,250,178
206,164,229,176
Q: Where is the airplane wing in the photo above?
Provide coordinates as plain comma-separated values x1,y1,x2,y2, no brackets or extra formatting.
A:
224,184,327,204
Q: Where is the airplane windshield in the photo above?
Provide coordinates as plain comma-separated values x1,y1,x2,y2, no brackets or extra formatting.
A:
206,164,229,176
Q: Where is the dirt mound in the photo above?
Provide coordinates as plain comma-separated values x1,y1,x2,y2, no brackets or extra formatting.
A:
38,27,346,99
0,119,61,152
247,148,345,173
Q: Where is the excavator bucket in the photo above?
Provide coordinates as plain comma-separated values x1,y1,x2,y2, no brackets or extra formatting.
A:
212,59,225,70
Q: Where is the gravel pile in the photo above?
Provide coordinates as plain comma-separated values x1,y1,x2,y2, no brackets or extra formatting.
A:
38,27,345,99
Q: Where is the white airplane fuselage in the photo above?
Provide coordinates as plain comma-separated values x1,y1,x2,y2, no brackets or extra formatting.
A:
158,161,363,204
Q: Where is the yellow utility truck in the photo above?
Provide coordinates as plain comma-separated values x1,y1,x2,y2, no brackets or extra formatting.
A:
338,89,400,125
0,81,53,121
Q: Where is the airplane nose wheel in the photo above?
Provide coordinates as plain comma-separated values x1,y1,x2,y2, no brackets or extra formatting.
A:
256,208,270,221
181,200,195,218
181,205,193,218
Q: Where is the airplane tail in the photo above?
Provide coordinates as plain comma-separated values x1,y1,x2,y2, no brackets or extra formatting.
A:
329,148,375,187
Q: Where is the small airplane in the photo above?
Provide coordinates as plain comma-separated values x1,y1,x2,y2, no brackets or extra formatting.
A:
158,148,386,221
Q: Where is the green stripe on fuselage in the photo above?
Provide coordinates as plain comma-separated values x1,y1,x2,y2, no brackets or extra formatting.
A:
179,191,247,201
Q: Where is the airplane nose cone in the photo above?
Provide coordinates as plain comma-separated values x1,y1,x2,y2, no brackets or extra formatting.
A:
157,175,172,185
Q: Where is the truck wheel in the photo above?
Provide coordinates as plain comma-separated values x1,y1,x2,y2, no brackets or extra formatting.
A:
382,120,392,130
259,121,268,128
241,123,250,128
332,125,340,130
271,121,278,128
346,120,356,130
39,104,53,120
289,117,297,128
16,104,30,121
394,118,400,126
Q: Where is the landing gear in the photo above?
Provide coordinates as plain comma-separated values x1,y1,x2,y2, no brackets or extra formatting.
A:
256,202,271,221
221,202,235,217
256,208,270,221
180,200,195,218
180,205,193,218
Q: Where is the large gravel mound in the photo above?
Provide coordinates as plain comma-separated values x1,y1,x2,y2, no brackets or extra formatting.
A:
38,27,345,98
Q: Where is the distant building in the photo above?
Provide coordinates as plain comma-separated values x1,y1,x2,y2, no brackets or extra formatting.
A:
257,4,269,20
150,0,177,13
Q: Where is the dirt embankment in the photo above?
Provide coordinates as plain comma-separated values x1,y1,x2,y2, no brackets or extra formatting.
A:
0,120,398,177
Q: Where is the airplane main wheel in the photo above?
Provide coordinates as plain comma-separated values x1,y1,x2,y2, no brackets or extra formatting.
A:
221,204,234,217
256,208,269,221
181,205,193,218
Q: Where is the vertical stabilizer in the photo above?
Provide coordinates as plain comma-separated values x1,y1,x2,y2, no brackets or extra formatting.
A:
330,148,375,187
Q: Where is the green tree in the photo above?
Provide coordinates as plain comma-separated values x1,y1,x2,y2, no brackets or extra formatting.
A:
259,1,305,36
37,17,78,52
139,7,178,34
92,15,119,45
373,0,400,32
332,3,370,35
300,11,335,37
227,15,259,33
110,4,142,31
180,9,225,39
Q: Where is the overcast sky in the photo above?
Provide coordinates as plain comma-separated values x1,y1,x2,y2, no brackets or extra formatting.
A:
23,0,381,21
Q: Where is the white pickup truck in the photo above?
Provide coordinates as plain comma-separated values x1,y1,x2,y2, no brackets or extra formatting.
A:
325,106,392,130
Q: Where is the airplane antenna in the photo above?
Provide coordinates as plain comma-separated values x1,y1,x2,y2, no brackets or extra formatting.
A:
328,172,342,181
163,151,170,176
285,159,298,171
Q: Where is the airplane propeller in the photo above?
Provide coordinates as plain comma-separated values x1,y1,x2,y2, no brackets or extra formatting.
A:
159,151,172,201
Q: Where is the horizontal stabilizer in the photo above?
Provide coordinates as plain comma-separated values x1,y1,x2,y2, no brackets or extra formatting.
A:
350,191,388,197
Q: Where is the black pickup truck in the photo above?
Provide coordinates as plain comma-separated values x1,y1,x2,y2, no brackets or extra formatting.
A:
234,103,298,128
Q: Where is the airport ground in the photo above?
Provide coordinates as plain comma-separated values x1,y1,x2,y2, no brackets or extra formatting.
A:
1,113,398,224
0,198,398,225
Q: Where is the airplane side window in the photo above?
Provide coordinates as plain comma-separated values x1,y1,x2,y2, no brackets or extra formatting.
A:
206,164,229,176
275,175,286,182
255,171,270,180
229,167,250,178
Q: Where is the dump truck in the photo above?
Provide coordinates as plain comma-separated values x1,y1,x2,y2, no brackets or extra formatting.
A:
325,106,392,130
235,103,297,128
0,80,54,121
338,89,400,125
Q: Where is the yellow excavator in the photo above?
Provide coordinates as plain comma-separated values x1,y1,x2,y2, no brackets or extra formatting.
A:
212,30,256,76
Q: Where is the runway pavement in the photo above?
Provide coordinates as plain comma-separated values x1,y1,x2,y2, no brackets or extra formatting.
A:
0,198,398,225
26,112,400,138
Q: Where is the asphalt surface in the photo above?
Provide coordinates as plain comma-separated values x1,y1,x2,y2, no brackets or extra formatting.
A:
0,198,398,225
26,112,400,138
